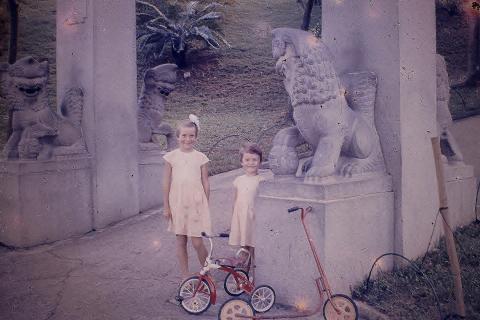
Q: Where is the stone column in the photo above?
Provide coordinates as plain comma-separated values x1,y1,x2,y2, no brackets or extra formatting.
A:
57,0,139,228
322,0,438,258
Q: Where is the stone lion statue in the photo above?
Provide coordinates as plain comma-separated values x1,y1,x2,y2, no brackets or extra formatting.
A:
138,63,178,151
436,54,464,163
1,56,85,160
269,28,385,181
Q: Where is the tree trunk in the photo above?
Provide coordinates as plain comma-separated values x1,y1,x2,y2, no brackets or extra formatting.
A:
300,0,314,30
6,0,18,139
172,43,187,69
7,0,17,64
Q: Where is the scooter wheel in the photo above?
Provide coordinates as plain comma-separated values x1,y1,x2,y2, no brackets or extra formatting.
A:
178,276,212,315
323,294,358,320
224,269,249,296
250,285,275,313
218,298,255,320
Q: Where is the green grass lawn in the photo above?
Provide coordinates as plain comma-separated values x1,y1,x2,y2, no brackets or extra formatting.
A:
353,220,480,319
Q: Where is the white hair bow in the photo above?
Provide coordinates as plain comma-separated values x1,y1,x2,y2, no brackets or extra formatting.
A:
189,114,200,129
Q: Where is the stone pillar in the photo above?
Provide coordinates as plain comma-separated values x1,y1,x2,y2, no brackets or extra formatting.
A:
322,0,438,258
57,0,139,228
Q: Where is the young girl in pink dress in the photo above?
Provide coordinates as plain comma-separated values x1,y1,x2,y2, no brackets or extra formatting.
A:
229,143,265,279
163,115,211,279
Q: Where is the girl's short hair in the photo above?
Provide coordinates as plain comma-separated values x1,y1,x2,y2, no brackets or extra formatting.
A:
240,143,263,162
176,119,198,137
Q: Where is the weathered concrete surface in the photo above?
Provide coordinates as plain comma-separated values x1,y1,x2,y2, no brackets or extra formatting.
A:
0,157,93,247
444,163,477,229
138,149,165,213
255,174,394,306
451,115,480,178
0,170,363,320
57,0,140,229
322,0,439,260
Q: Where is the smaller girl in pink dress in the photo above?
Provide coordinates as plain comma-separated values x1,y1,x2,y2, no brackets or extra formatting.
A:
229,143,265,280
163,115,211,279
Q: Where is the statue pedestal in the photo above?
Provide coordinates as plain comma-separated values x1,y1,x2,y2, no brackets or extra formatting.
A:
138,147,165,212
444,162,476,229
255,174,394,305
0,157,93,248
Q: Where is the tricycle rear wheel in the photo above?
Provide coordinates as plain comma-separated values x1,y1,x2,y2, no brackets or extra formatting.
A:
224,269,249,296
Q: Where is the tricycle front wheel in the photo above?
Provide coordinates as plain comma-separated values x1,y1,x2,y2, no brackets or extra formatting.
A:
178,276,212,315
323,294,358,320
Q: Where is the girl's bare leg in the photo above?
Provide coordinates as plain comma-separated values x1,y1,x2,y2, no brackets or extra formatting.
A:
191,237,208,267
242,246,255,280
176,235,189,279
250,247,255,282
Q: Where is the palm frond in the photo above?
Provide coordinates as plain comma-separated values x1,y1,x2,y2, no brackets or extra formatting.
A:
191,26,220,49
197,2,223,15
136,0,172,24
210,29,231,48
136,12,157,24
138,33,167,52
185,1,199,17
146,23,174,35
193,11,222,24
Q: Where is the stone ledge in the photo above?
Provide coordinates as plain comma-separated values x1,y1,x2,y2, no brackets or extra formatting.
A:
444,162,474,182
0,156,92,174
260,173,393,201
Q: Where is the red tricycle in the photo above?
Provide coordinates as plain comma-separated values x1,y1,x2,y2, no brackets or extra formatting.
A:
218,206,359,320
177,232,276,315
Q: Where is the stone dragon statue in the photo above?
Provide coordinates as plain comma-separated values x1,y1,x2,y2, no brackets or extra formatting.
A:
269,28,386,181
1,56,85,160
138,63,178,151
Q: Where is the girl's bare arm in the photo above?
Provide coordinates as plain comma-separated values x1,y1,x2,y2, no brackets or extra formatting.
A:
163,162,172,218
201,163,210,201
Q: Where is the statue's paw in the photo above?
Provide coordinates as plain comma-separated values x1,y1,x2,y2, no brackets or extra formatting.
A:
2,148,18,159
305,165,333,178
340,162,355,177
301,157,313,174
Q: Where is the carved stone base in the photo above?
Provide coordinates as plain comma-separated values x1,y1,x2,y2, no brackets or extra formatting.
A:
0,157,93,248
255,174,394,305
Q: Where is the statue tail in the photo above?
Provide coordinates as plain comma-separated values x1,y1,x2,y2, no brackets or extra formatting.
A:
61,88,84,127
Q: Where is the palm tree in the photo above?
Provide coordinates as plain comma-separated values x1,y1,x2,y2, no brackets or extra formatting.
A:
137,0,230,68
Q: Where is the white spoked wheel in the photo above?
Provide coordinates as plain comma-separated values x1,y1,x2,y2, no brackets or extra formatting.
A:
250,285,275,313
224,269,248,296
178,276,212,315
218,298,255,320
323,294,359,320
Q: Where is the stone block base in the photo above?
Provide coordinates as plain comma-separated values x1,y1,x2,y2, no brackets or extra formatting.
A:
0,157,93,248
255,174,394,306
444,162,476,229
138,148,165,212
